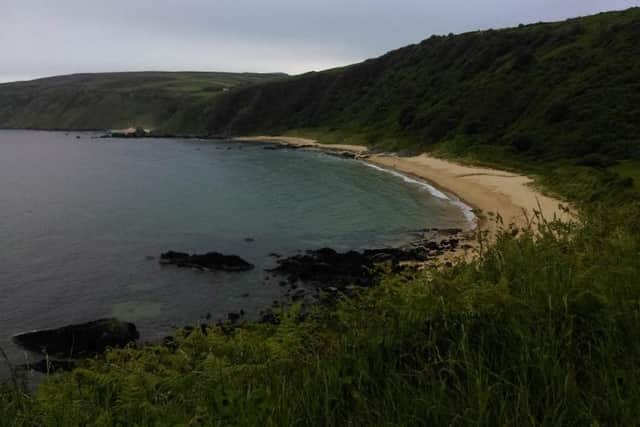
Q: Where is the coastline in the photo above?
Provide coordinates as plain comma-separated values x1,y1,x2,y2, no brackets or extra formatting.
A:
234,136,573,251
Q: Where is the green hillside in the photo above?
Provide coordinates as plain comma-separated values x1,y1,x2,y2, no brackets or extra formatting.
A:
180,8,640,166
0,72,285,130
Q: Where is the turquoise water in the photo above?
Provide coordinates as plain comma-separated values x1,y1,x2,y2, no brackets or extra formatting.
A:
0,130,469,364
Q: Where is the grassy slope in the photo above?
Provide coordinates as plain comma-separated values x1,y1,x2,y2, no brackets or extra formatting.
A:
0,72,285,131
2,9,640,427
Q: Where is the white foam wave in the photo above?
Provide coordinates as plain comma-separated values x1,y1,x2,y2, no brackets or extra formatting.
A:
363,162,476,227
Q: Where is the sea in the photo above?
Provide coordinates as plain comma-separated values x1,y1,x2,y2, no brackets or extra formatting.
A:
0,130,471,368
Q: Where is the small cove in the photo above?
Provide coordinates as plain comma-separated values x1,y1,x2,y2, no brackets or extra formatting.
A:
0,130,471,368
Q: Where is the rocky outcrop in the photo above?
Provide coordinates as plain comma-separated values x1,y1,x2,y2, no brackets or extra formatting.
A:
13,318,139,358
160,251,254,272
268,234,462,289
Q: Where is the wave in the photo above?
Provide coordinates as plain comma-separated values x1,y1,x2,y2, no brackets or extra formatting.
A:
362,162,476,226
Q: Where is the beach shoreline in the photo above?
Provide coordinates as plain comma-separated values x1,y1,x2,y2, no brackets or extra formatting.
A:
234,136,573,258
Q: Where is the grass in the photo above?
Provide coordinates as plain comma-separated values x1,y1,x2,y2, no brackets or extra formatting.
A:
2,192,640,425
611,160,640,190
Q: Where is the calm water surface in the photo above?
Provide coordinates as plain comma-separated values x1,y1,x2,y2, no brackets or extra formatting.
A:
0,130,469,365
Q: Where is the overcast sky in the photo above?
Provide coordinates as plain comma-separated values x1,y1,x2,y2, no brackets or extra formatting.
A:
0,0,637,83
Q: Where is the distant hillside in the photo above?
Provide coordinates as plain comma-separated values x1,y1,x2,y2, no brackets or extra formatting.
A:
0,72,285,130
178,7,639,164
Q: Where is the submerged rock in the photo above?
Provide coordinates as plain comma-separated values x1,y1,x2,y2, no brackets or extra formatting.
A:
160,251,254,272
12,318,139,358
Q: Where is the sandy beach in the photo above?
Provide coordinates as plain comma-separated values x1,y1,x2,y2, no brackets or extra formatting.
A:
234,136,572,241
234,136,369,154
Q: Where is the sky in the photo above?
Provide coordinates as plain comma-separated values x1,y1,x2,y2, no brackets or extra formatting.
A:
0,0,638,83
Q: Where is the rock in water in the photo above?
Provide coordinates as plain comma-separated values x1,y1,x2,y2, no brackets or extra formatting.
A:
12,318,139,358
160,251,254,272
267,242,454,289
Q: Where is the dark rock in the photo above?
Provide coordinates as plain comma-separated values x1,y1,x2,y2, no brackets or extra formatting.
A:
244,237,255,243
162,336,178,351
292,290,307,301
267,239,458,289
12,318,139,358
267,248,398,288
259,310,279,325
160,250,254,272
267,248,373,288
321,150,357,159
20,359,76,374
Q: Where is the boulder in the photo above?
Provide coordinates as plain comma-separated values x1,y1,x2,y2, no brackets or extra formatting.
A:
160,251,254,272
13,318,139,358
267,248,378,288
133,127,147,137
267,239,458,289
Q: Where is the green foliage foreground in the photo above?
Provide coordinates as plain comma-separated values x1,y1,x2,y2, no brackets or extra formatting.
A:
2,201,640,426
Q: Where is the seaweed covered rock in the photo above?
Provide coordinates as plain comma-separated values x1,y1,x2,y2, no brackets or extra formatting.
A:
268,235,461,289
160,251,254,272
268,247,423,288
13,318,139,358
